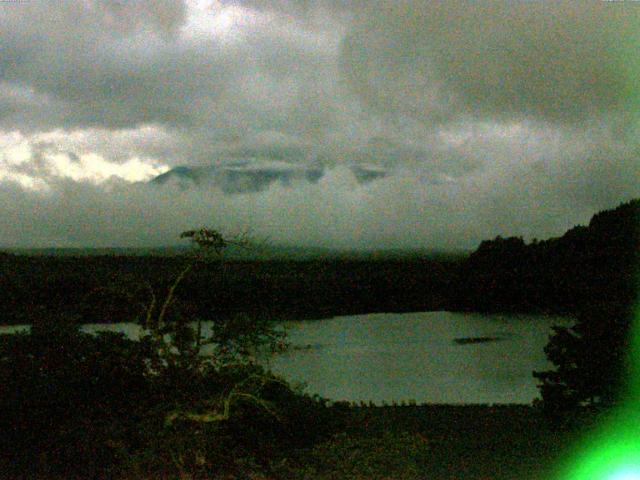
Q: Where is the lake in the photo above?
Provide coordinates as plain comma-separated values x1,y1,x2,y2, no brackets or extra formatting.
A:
0,311,571,405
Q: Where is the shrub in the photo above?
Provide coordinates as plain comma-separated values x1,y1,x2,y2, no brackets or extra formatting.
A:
0,314,152,478
0,228,329,479
533,302,634,421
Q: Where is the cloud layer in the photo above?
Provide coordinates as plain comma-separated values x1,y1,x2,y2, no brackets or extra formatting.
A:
1,0,639,249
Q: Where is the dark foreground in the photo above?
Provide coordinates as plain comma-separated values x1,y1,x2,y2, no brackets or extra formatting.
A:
266,404,578,480
6,404,584,480
3,198,636,479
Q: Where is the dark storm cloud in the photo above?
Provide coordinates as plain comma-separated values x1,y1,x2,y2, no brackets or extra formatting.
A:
0,0,639,249
3,1,637,137
0,0,187,130
241,1,639,124
0,0,344,143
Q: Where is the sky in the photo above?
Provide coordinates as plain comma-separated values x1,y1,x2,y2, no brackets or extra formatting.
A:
0,0,639,250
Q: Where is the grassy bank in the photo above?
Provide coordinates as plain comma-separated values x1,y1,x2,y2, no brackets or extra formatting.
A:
4,403,581,480
269,403,581,480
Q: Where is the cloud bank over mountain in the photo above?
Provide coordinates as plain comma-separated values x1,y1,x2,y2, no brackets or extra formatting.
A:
0,1,638,249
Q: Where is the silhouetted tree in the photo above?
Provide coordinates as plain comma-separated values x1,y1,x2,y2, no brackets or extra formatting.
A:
0,314,152,478
533,302,634,418
532,199,639,418
0,229,331,479
454,199,639,314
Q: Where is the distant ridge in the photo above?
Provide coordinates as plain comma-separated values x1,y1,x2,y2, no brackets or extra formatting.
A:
149,160,390,194
0,246,191,257
0,198,637,326
1,244,467,261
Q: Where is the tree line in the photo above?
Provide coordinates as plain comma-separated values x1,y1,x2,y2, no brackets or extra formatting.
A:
451,199,639,416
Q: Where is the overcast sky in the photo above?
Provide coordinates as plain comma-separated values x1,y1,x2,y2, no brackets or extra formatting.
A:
1,0,639,249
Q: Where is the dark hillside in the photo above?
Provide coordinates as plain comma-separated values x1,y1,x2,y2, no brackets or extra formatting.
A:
0,256,455,325
0,199,637,325
454,199,639,313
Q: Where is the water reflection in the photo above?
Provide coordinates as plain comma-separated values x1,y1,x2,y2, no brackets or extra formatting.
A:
266,311,571,404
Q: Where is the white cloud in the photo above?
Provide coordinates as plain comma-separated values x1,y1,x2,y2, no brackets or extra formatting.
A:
47,153,168,184
182,0,261,44
0,131,32,166
0,171,47,191
0,128,170,189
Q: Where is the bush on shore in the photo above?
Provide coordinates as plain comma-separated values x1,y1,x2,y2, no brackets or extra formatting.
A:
0,229,333,479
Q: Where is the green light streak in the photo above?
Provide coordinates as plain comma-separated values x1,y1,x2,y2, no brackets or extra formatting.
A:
555,290,640,479
556,406,640,480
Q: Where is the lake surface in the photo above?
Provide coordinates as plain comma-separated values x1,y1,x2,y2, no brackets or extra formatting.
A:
0,311,571,405
268,312,571,404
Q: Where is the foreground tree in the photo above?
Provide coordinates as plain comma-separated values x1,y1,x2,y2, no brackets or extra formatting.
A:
0,229,331,479
533,200,639,420
0,314,152,478
533,302,635,419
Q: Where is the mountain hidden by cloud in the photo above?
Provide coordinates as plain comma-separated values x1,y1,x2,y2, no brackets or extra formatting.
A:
149,159,391,194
